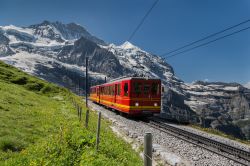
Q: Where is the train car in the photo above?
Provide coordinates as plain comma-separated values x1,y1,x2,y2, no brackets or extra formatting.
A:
90,77,161,116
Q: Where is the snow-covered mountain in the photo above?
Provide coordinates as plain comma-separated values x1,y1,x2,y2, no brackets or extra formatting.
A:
245,82,250,89
0,21,249,139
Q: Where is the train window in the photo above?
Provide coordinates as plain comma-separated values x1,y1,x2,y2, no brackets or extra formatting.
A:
108,86,111,95
152,83,159,95
144,84,150,95
111,86,114,95
110,86,112,95
124,83,128,96
133,82,142,95
117,84,121,95
113,85,115,95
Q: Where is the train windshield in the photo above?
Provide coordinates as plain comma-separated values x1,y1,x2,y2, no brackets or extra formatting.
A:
151,82,160,95
133,82,142,96
132,80,160,97
144,84,150,95
124,83,128,96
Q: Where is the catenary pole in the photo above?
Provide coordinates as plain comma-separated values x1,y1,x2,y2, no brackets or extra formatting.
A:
85,57,88,108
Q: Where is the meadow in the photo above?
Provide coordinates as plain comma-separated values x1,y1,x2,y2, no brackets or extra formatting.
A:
0,61,142,165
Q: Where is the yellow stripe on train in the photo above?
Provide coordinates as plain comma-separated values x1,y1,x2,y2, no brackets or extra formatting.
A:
89,96,160,110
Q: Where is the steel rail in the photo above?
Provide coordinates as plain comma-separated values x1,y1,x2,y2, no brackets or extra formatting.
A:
142,118,250,166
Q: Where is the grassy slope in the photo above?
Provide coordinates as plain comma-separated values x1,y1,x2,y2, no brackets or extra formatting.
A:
0,61,142,165
190,125,250,146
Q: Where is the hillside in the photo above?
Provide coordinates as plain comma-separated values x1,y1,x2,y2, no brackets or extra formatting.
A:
0,60,142,165
0,21,249,140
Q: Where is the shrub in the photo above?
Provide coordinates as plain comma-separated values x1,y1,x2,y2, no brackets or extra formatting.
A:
40,85,53,94
0,137,26,152
24,82,44,91
10,76,28,85
40,84,59,94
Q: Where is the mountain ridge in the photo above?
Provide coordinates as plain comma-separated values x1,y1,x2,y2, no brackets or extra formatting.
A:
0,21,249,139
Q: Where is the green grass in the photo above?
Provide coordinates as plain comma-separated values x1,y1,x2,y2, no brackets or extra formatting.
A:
190,124,250,146
0,61,143,166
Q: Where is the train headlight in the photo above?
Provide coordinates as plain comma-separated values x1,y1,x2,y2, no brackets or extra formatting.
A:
135,102,139,106
154,103,158,107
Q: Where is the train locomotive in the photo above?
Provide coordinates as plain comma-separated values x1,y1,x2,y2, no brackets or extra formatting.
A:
90,77,161,116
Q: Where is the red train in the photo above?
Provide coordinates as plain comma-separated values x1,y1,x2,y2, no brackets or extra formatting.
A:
90,77,161,116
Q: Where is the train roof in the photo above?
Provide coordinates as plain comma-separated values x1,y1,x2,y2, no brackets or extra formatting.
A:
91,77,161,88
109,76,161,82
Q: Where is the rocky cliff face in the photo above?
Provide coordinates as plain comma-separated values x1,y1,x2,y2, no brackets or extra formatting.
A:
0,30,15,57
28,21,106,45
0,21,249,139
181,81,250,138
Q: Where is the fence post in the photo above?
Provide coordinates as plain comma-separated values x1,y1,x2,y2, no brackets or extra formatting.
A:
79,107,82,121
85,109,89,128
96,112,101,151
144,132,152,166
77,104,79,117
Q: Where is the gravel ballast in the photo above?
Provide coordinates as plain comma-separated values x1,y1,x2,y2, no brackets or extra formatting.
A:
166,123,250,152
89,101,247,166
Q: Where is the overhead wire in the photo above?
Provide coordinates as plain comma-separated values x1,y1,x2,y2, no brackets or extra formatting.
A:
165,26,250,59
161,19,250,56
128,0,160,41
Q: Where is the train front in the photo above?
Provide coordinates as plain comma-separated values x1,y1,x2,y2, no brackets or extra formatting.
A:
128,78,161,116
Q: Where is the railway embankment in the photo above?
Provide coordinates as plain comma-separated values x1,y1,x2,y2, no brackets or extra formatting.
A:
0,61,142,165
89,101,249,166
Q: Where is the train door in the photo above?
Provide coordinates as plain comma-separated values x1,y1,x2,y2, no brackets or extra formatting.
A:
100,86,104,104
114,84,117,103
97,87,100,103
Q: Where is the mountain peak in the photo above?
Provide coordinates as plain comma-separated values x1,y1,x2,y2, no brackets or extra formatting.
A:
27,21,106,45
41,20,52,25
120,41,138,49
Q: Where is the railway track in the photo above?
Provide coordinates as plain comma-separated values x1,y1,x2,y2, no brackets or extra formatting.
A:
89,101,250,165
142,117,250,166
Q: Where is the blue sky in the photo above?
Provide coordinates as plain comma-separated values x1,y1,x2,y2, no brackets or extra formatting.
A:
0,0,249,84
